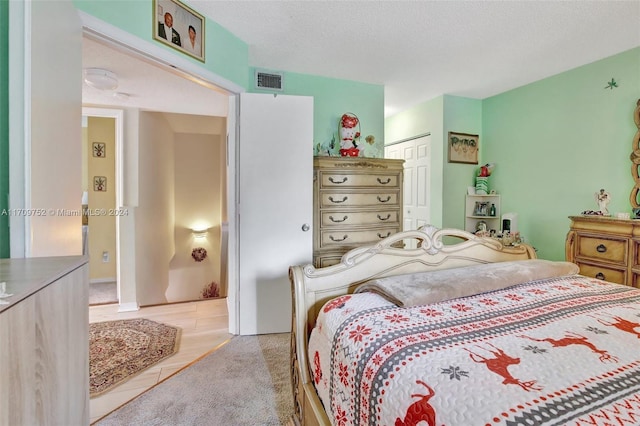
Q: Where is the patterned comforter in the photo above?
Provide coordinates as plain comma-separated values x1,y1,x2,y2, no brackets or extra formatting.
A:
308,273,640,426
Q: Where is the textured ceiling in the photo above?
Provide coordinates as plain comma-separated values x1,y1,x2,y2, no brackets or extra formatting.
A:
83,1,640,118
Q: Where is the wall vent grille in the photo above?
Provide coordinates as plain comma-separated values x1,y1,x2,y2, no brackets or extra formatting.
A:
255,70,284,91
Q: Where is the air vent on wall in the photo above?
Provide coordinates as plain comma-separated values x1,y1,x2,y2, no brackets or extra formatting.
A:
255,69,284,91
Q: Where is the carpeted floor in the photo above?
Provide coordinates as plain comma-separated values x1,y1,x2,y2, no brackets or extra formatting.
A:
89,282,118,306
94,333,294,426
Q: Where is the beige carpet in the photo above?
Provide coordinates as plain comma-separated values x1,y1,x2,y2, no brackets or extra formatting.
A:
95,333,294,425
90,318,180,397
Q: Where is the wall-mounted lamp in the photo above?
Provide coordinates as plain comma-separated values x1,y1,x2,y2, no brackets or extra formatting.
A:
192,227,210,239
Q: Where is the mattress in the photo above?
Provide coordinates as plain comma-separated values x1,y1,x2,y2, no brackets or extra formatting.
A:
308,273,640,425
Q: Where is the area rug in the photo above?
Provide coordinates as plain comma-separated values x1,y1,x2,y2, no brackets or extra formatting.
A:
90,318,180,397
94,333,293,425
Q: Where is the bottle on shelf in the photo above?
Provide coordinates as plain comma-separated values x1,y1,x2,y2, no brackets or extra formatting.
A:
489,203,496,216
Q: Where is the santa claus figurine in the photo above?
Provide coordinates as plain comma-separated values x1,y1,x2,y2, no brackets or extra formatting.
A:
339,113,361,157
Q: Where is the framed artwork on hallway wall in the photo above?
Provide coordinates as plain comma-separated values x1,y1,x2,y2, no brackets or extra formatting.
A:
153,0,205,62
448,132,479,164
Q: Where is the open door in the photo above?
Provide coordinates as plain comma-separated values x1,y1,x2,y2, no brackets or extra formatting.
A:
238,93,313,335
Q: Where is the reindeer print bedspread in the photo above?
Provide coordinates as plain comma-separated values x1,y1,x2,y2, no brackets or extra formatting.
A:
308,274,640,426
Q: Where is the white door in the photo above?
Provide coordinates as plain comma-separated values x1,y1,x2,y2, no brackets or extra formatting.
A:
385,135,431,249
238,93,314,335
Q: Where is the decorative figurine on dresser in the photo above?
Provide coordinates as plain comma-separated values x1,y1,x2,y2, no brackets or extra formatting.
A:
313,156,404,268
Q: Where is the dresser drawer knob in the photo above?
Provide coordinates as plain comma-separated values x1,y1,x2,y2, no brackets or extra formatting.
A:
377,195,391,203
377,177,391,185
329,215,348,223
596,244,607,253
377,232,391,239
329,196,348,204
329,177,348,184
329,234,348,242
377,214,391,221
595,272,606,280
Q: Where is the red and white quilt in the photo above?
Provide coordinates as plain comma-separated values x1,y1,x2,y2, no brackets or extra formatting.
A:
308,274,640,426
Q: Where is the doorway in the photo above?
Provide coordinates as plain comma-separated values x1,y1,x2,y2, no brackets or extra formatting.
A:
82,34,231,310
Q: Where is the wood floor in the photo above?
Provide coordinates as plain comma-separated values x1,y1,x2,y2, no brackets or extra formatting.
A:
89,298,231,424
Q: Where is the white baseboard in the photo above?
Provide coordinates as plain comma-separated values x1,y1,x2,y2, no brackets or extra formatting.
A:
90,277,117,285
117,302,139,312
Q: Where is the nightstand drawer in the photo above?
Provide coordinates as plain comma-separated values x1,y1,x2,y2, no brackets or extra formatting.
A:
320,173,400,189
576,262,627,285
320,210,399,227
576,235,627,265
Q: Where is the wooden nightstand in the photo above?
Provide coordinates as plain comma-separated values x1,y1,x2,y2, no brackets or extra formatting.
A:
566,215,640,286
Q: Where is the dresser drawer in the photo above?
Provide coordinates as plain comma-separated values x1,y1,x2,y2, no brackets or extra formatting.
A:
320,172,400,189
320,226,400,248
576,234,627,265
320,192,399,208
576,262,627,285
320,210,399,227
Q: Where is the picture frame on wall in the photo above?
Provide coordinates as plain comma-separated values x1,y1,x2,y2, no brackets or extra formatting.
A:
153,0,205,62
448,131,479,164
93,176,107,192
92,142,105,158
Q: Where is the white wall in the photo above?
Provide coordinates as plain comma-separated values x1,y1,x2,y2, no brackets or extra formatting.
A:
28,0,83,257
135,112,175,305
166,132,224,302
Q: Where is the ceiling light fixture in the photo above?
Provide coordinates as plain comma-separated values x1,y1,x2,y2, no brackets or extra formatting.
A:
83,68,119,90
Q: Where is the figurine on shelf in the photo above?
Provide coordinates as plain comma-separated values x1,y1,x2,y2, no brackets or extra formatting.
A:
339,113,361,157
595,188,611,216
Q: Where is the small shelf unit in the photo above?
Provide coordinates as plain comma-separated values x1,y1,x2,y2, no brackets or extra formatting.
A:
465,194,501,233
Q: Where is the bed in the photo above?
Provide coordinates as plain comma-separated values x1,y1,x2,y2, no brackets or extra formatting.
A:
289,225,640,426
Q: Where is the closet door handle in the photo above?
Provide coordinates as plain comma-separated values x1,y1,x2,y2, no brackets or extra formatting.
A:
329,177,348,184
595,272,605,280
329,234,348,242
596,244,607,253
377,214,391,221
329,196,348,204
377,196,391,203
377,177,391,185
329,215,348,223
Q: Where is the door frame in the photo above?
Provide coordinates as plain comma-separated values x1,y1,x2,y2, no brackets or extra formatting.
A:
82,107,124,303
83,12,246,332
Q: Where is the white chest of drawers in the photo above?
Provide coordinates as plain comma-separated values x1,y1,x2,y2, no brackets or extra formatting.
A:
313,156,404,267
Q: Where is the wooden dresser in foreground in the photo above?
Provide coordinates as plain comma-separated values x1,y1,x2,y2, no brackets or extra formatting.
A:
566,215,640,286
313,156,404,268
0,256,89,426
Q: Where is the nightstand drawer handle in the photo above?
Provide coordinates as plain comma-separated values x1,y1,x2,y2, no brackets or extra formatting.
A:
329,196,348,204
596,244,607,253
329,215,348,223
595,272,606,280
329,234,348,242
377,232,391,239
377,177,391,185
377,214,391,221
377,196,391,203
329,177,348,184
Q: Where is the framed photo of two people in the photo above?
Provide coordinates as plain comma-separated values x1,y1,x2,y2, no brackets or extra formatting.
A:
153,0,205,62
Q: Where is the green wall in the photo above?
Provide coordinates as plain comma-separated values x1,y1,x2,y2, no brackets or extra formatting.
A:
74,0,249,89
0,0,8,257
386,47,639,261
251,69,385,157
484,47,640,260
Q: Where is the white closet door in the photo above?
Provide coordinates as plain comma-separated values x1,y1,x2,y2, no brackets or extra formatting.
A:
238,93,314,334
385,135,431,249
